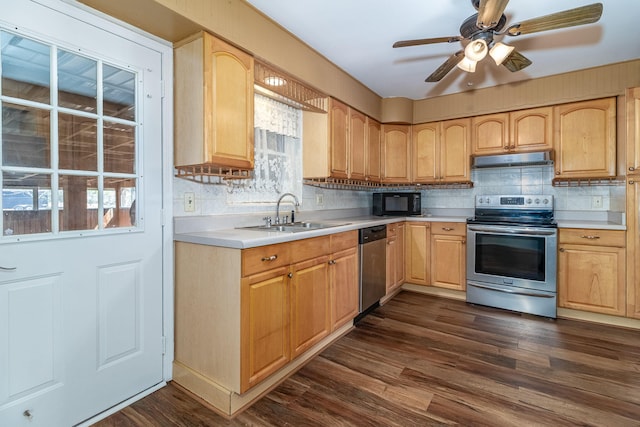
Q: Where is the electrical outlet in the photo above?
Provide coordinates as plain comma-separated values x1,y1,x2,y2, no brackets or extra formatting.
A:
316,194,324,206
592,195,603,209
184,192,195,212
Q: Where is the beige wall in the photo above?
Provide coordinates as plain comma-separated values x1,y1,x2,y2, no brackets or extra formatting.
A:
80,0,640,125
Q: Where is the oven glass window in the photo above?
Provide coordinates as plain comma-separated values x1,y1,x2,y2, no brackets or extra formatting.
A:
385,196,408,211
475,233,545,281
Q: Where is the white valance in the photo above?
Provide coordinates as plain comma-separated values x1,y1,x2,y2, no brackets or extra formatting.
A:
254,93,300,138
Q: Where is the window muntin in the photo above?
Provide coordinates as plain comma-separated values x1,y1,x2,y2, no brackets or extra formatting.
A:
0,29,140,238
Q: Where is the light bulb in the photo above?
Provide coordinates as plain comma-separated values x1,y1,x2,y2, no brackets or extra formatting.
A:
464,39,488,62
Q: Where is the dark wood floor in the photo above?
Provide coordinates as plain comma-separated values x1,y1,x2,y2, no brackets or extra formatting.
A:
95,292,640,426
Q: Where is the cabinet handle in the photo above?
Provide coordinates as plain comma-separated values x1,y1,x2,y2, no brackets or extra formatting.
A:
559,248,565,252
328,260,336,265
630,167,636,172
580,235,600,240
287,272,293,278
555,171,560,175
261,254,278,262
503,146,510,151
630,180,636,185
387,240,395,245
0,265,16,271
442,227,454,231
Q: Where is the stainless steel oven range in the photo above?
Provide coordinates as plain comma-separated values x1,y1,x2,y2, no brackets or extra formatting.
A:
466,194,557,318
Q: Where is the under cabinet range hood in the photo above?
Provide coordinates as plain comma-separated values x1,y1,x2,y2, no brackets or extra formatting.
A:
472,151,553,169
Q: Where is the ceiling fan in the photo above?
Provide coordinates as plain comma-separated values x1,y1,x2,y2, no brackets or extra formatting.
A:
393,0,603,82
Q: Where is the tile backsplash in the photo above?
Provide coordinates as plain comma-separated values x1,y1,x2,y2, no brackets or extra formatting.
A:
173,164,625,220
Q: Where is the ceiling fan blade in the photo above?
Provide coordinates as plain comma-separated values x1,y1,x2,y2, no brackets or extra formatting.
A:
477,0,510,29
426,51,464,82
507,3,603,36
502,50,532,72
393,36,462,48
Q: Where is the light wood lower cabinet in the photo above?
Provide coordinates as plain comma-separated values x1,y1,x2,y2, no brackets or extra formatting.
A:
558,228,626,316
174,231,359,405
430,222,466,291
405,222,430,285
386,222,405,294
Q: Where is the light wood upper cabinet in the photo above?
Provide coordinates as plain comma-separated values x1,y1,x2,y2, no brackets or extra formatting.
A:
413,119,470,183
627,87,640,175
349,109,367,180
472,107,552,156
382,124,411,183
558,228,626,317
174,31,254,168
329,99,349,178
554,98,616,179
366,118,382,181
430,223,466,291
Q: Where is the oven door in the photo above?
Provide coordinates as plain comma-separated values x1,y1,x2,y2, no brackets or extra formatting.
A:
466,224,557,293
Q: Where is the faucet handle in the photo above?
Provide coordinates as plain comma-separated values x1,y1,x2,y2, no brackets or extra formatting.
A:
283,215,289,224
262,216,272,227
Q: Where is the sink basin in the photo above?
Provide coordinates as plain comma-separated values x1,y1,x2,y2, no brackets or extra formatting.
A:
237,221,350,233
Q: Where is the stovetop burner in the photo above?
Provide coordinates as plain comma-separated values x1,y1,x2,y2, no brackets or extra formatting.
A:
468,194,556,228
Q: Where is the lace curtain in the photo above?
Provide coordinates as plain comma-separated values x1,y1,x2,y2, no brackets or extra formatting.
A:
227,94,302,203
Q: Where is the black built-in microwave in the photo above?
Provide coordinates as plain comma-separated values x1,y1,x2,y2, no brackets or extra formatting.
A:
372,192,421,216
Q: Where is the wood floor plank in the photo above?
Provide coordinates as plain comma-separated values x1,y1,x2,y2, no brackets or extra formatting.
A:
96,292,640,426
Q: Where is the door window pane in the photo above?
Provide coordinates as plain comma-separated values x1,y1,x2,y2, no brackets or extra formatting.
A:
1,31,51,104
104,178,136,228
104,121,135,174
2,103,51,168
59,174,96,231
58,113,97,171
2,172,52,235
58,49,97,113
103,64,135,121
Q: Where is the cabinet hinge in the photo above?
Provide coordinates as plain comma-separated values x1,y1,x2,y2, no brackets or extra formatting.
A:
161,336,166,355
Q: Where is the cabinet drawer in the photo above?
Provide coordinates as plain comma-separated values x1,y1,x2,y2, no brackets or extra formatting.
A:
330,230,358,252
559,228,625,247
242,243,291,276
431,222,466,236
290,235,331,264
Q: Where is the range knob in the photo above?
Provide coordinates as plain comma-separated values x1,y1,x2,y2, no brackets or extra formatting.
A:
535,198,540,204
543,198,549,204
526,198,532,204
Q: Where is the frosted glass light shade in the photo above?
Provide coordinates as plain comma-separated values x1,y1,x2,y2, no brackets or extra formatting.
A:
489,42,515,65
457,57,477,73
464,39,488,62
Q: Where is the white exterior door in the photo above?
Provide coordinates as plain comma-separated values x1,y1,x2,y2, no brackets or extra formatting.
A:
0,1,169,426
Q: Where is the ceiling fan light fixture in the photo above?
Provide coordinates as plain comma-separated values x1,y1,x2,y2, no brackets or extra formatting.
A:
489,42,515,65
464,39,488,62
457,57,477,73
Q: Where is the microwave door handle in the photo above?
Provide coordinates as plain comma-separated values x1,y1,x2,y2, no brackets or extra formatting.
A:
468,282,556,298
467,226,556,236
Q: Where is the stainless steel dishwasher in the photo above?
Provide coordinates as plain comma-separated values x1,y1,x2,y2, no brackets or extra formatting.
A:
358,224,387,314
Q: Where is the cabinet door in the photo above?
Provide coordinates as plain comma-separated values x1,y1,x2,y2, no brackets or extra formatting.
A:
290,256,331,358
349,109,367,180
203,33,254,168
471,113,508,156
386,229,397,293
510,106,552,153
554,98,616,179
627,88,640,319
382,124,411,183
412,122,439,183
329,99,349,178
330,247,359,329
405,222,430,285
241,266,290,392
396,222,406,286
558,244,625,316
440,118,471,182
366,118,382,181
431,234,466,291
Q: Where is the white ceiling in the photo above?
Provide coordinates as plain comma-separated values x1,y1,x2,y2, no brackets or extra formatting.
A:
244,0,640,100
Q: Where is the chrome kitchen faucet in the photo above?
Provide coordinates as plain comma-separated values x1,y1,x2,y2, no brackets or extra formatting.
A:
275,193,300,224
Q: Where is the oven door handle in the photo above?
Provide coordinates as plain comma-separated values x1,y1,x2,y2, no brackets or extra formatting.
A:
467,226,556,236
468,282,556,298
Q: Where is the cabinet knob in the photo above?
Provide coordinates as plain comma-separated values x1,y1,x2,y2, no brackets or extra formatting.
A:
555,171,560,175
261,254,278,262
503,146,510,151
287,272,293,278
328,260,336,265
559,248,565,252
630,166,636,172
630,180,636,185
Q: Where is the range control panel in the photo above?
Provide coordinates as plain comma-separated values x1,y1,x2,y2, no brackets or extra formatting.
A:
475,194,553,210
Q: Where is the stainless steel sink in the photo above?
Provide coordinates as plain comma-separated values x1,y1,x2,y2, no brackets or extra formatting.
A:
237,221,349,233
